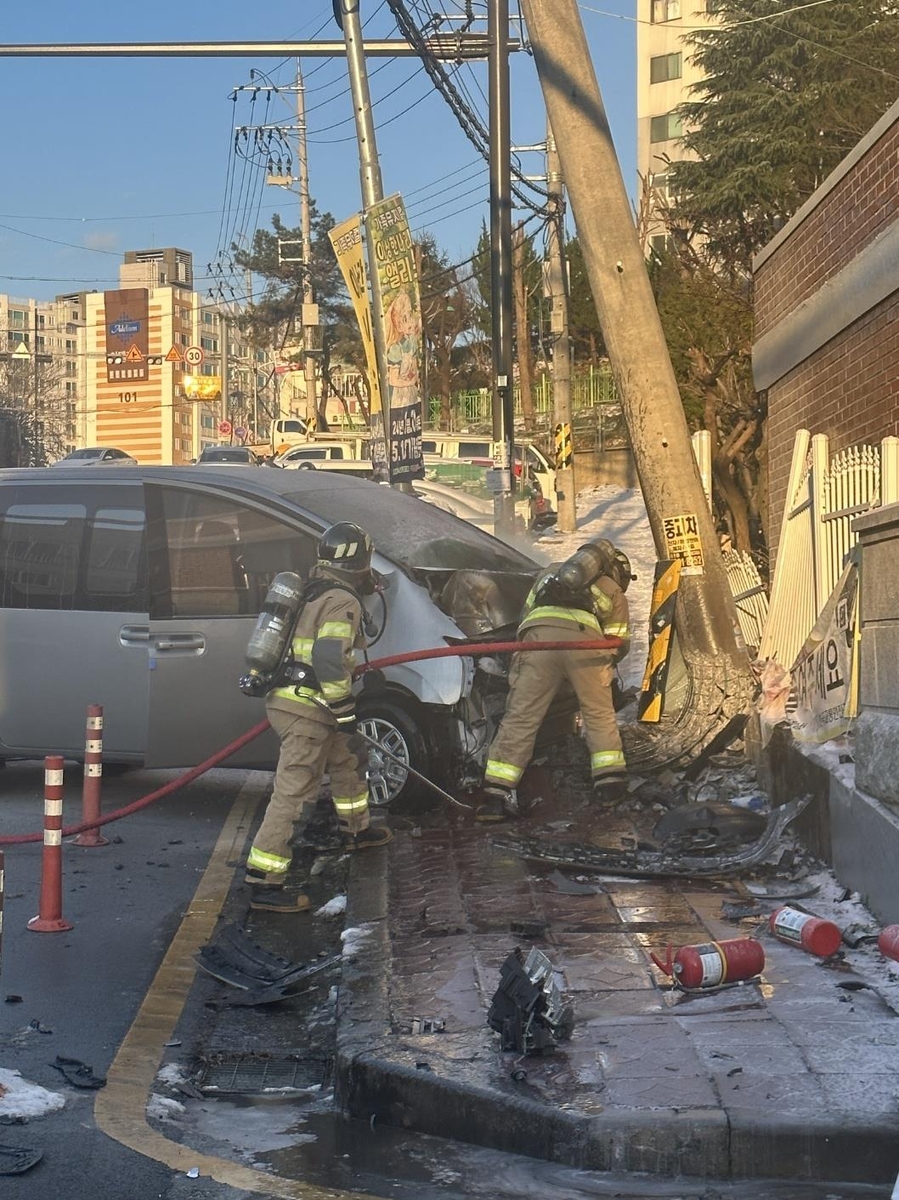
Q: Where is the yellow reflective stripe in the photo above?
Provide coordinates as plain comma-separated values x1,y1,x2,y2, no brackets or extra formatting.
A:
268,687,321,708
247,846,291,874
318,621,354,640
521,607,604,633
591,749,626,771
603,623,630,637
485,759,522,784
292,637,314,657
333,795,369,814
589,584,614,613
320,678,351,701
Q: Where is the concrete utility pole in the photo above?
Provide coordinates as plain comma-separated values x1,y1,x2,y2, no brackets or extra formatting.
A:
545,122,576,533
518,0,752,746
488,0,517,539
295,61,319,433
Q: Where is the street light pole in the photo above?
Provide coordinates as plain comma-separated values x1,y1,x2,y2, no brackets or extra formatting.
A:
295,60,319,433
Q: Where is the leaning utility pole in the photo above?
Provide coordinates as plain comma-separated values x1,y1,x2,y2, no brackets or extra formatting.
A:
545,122,576,533
518,0,753,754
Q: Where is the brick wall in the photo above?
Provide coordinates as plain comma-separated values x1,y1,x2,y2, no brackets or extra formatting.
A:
755,119,899,337
755,106,899,559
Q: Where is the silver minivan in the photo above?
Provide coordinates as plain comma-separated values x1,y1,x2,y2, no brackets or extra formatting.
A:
0,466,573,802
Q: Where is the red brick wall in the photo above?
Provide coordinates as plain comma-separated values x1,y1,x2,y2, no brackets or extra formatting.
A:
755,120,899,338
755,112,899,558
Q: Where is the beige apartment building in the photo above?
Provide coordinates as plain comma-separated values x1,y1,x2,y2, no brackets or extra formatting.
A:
636,0,715,249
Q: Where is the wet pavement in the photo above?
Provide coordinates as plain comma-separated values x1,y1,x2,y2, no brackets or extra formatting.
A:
332,744,899,1187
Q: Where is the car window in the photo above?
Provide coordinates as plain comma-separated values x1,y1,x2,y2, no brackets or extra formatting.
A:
421,440,437,454
292,448,327,460
146,485,318,619
283,482,535,574
457,441,491,459
0,483,147,611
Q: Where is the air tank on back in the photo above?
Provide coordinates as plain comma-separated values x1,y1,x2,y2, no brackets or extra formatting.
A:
556,539,615,593
240,571,306,694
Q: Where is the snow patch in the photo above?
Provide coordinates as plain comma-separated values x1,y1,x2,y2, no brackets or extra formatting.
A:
0,1068,65,1119
156,1062,188,1087
341,922,376,957
147,1094,186,1121
316,894,347,917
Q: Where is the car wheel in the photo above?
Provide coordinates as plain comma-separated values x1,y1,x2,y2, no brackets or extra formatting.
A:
356,699,429,807
298,462,316,470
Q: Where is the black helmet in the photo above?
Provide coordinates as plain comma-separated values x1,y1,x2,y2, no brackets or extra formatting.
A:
317,522,373,574
610,548,635,592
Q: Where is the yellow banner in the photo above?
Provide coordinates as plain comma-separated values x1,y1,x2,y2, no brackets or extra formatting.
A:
183,374,222,401
328,215,382,418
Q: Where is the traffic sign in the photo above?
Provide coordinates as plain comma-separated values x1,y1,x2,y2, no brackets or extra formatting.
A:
165,345,183,363
218,420,232,435
234,426,247,440
184,346,204,367
125,344,144,363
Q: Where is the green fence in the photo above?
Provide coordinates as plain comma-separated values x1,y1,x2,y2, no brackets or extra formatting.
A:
427,366,628,451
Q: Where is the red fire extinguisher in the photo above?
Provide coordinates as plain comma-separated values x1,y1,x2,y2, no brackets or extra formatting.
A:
651,938,765,989
769,906,842,957
878,925,899,962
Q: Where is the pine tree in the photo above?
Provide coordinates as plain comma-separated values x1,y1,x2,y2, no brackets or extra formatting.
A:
671,0,899,270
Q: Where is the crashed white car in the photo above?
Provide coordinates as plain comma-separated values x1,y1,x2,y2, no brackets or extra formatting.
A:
0,465,574,803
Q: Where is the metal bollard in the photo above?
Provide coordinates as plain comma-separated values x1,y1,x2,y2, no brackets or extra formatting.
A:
74,704,108,848
28,756,74,933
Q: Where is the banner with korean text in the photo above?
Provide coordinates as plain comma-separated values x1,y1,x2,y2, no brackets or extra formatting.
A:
788,562,858,743
367,194,425,484
328,215,388,479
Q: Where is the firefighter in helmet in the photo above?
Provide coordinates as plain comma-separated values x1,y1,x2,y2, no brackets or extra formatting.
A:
245,521,391,912
478,539,633,822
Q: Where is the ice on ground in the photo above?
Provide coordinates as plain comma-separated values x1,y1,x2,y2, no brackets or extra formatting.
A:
316,894,347,917
156,1062,188,1087
0,1068,65,1119
341,922,376,956
147,1094,186,1121
534,485,657,690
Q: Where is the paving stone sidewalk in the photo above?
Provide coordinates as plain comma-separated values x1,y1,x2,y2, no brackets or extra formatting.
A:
335,781,899,1186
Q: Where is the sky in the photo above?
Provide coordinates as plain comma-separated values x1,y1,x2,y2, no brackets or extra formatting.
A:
0,1,637,305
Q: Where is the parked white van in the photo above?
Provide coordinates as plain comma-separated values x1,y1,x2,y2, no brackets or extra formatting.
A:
420,434,557,513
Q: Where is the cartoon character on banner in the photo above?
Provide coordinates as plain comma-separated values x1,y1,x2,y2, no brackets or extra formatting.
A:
384,290,421,410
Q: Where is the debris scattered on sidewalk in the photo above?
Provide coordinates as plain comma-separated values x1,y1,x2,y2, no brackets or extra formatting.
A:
27,1020,52,1036
3,997,22,1005
547,869,599,895
196,924,339,1006
0,1144,42,1175
487,947,573,1056
48,1056,106,1090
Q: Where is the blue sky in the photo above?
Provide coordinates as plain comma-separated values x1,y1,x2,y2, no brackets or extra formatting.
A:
0,2,636,304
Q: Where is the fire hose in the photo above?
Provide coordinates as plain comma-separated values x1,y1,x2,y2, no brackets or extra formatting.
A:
0,636,621,846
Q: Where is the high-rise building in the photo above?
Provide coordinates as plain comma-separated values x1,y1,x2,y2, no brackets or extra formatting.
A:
636,0,715,251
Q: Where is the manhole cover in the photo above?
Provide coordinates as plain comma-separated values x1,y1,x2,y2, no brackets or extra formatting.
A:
197,1055,332,1095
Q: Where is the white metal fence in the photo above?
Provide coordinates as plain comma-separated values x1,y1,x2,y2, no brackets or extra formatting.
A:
759,430,899,668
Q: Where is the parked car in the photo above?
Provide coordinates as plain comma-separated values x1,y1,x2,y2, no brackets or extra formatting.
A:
0,466,574,803
273,440,368,468
51,447,137,467
421,433,557,513
195,446,262,466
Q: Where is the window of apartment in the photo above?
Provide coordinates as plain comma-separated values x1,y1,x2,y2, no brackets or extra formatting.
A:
650,111,684,142
9,310,26,328
65,339,76,353
651,0,681,20
203,311,215,325
651,233,674,255
650,52,682,83
200,337,218,352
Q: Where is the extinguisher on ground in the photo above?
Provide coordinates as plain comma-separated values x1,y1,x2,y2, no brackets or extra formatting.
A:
651,938,765,989
768,907,842,958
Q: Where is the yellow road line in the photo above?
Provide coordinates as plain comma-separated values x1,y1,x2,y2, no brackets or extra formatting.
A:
95,776,383,1200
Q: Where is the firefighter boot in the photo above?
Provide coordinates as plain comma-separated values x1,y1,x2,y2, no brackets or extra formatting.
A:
593,774,629,805
245,869,310,914
344,824,393,852
476,784,521,823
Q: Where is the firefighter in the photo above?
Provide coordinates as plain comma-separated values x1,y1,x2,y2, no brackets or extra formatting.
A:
477,541,633,822
245,521,392,912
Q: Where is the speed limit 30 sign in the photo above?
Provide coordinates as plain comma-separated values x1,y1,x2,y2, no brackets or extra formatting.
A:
184,346,205,367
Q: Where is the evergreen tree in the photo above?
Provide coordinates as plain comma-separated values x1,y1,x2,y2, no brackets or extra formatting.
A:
671,0,899,270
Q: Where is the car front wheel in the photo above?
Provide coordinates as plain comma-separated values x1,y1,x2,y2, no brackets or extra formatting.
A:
356,699,429,807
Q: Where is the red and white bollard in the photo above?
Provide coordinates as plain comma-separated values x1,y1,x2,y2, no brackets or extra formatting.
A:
74,704,108,848
27,756,74,933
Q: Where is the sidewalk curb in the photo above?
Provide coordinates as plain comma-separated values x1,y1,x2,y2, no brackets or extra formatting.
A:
335,842,899,1184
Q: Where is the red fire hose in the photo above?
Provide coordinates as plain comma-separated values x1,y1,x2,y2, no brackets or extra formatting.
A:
0,636,621,846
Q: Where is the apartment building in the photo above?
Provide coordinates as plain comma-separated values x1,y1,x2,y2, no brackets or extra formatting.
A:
0,293,83,456
636,0,715,250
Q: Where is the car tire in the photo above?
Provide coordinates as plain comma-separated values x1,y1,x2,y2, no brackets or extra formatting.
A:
355,699,429,808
